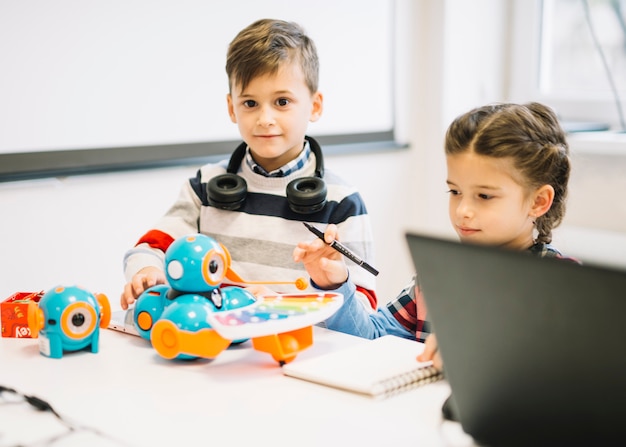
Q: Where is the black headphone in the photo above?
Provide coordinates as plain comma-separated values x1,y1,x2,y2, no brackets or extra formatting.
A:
207,136,327,214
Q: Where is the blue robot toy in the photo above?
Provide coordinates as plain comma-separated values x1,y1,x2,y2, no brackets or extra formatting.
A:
133,234,258,360
27,285,111,359
132,233,341,364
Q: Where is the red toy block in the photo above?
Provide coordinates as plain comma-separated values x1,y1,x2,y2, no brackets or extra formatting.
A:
1,291,43,338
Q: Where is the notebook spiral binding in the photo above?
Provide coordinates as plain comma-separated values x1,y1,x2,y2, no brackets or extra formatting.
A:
372,365,444,399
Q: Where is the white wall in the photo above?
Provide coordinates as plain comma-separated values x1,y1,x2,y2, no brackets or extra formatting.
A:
0,0,393,153
555,135,626,268
1,0,625,312
0,168,188,305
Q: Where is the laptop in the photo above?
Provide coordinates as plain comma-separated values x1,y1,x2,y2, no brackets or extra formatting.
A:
405,232,626,446
108,307,140,336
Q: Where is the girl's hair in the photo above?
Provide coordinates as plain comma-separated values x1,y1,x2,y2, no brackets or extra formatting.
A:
226,18,319,94
444,102,570,244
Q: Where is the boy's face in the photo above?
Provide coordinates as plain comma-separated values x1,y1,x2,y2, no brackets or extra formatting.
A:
227,62,323,172
446,152,538,251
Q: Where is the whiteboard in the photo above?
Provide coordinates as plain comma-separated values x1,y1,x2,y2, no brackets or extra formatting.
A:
0,0,394,163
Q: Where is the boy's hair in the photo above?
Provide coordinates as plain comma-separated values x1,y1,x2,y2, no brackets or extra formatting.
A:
444,102,570,245
226,18,319,94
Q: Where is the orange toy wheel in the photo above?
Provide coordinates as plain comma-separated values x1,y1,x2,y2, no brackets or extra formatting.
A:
151,319,182,359
96,293,111,328
136,310,154,332
27,301,44,338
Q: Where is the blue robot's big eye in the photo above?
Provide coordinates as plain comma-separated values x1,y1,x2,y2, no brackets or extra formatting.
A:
61,302,97,340
66,309,92,334
72,313,86,327
209,260,218,274
202,250,226,286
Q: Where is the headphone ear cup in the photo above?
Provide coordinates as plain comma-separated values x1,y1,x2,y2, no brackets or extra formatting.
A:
207,174,248,210
286,177,327,214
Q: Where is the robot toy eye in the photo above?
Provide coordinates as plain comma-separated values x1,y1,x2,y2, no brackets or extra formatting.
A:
209,260,219,274
167,260,184,280
61,302,97,340
202,249,227,286
72,313,86,327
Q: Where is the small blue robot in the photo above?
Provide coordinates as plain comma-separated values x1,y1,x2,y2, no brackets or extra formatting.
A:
133,234,256,360
27,285,111,359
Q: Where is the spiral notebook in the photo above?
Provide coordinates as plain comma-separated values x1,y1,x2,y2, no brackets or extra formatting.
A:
282,335,442,398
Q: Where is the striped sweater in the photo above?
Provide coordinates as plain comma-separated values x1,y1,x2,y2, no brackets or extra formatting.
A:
123,141,377,308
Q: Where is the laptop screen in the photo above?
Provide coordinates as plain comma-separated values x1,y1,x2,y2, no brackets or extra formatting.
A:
405,232,626,446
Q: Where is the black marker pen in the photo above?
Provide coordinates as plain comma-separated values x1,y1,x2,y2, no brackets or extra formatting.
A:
303,222,379,276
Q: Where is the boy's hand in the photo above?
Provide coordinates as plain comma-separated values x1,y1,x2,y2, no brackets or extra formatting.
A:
417,334,443,371
292,224,348,289
120,266,167,310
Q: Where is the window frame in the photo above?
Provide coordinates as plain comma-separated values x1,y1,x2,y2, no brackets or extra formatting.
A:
508,0,626,130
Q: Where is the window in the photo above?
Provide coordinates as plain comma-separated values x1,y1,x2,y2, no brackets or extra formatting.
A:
510,0,626,131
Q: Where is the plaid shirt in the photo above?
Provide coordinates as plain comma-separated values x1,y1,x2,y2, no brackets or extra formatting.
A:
386,243,580,343
245,141,310,177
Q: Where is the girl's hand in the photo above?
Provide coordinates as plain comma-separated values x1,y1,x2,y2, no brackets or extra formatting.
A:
292,224,349,289
417,334,444,371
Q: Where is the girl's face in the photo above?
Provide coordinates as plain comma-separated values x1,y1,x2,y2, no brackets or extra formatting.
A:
446,152,537,250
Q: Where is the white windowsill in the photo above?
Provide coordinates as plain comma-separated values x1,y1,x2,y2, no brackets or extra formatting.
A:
567,131,626,156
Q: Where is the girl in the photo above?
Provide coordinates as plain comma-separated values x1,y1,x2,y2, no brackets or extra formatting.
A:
293,102,578,369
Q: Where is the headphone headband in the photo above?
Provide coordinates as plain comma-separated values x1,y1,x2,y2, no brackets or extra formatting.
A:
226,136,324,178
209,136,327,214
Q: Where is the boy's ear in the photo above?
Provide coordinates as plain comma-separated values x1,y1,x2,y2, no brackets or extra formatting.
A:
530,184,555,218
226,94,237,123
309,92,323,123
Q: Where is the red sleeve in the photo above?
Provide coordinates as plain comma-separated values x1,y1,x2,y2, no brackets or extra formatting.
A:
136,229,175,253
356,285,378,310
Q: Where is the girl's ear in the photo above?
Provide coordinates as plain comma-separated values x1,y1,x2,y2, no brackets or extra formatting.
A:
530,184,555,218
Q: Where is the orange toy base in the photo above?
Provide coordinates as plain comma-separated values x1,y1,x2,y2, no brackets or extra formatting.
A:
151,319,232,360
251,326,314,365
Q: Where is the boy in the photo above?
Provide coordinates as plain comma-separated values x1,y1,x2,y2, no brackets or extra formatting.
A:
120,19,376,311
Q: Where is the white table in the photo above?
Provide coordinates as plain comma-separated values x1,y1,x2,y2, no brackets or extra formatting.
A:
0,327,475,447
